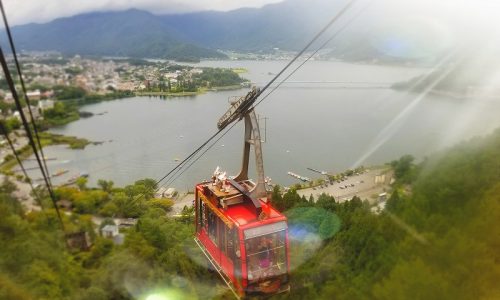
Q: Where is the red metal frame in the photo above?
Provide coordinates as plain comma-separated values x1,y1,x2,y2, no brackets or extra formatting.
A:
195,182,290,298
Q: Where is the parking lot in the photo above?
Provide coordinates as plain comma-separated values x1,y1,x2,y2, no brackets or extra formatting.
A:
297,168,393,204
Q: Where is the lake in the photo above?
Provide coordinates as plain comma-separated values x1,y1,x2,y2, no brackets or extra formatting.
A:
24,60,500,190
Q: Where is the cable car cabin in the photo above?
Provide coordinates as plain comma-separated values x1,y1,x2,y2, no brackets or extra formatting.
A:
194,178,290,298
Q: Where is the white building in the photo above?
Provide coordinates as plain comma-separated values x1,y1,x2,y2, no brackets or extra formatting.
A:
38,100,55,111
165,188,177,198
155,187,177,199
26,90,41,100
164,73,178,79
101,225,119,238
101,225,125,245
4,92,13,104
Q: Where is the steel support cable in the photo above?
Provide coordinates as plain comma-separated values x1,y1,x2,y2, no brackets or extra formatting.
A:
0,46,66,232
235,0,358,118
162,2,369,189
152,0,358,188
154,129,226,186
128,132,221,204
161,122,238,190
252,1,372,110
0,123,44,208
0,0,53,188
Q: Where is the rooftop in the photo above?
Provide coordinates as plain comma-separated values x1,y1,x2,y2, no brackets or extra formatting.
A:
199,180,284,228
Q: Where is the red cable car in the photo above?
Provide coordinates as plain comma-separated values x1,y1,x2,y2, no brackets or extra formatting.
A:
194,88,290,298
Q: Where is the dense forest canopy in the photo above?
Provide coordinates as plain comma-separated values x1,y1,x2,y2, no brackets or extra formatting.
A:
1,128,500,299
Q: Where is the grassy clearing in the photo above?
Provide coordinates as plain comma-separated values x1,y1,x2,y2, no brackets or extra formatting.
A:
38,132,91,149
1,132,92,173
232,67,248,74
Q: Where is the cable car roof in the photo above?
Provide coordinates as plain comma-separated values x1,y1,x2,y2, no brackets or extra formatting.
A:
224,200,284,228
197,181,285,228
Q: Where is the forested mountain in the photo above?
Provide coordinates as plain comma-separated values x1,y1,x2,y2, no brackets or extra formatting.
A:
8,9,226,61
8,0,345,57
1,126,499,298
162,0,345,51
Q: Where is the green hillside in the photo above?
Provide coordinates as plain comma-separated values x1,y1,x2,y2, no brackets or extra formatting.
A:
8,10,226,61
279,129,500,299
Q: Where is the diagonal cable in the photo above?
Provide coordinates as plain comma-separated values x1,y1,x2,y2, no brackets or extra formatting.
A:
0,46,66,233
0,122,44,208
0,0,53,188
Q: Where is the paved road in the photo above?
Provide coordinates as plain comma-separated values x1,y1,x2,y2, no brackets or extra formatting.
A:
297,168,393,204
169,193,195,216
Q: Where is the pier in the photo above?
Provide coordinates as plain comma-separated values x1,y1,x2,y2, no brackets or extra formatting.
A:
288,171,311,182
307,167,329,175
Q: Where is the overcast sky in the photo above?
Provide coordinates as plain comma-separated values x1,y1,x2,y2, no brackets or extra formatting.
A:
2,0,284,26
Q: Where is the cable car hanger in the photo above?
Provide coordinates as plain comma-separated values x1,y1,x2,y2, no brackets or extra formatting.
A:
217,88,268,208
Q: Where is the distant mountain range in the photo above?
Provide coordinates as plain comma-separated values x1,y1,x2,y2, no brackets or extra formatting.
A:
8,9,225,61
4,0,455,62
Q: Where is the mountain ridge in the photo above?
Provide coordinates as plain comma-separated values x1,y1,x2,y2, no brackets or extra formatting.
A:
7,9,226,61
5,0,451,63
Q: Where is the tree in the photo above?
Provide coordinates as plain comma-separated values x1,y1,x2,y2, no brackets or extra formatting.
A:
385,189,404,213
148,198,174,212
97,179,114,193
83,238,114,268
271,185,284,211
111,192,144,218
76,177,88,190
72,191,107,214
53,85,86,100
391,155,416,183
123,179,157,200
179,205,195,224
316,193,337,212
282,189,305,211
4,117,21,132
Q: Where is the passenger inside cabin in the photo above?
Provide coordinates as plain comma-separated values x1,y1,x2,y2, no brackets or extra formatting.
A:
257,237,272,268
247,230,287,282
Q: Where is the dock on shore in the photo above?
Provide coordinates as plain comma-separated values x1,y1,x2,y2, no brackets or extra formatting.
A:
288,171,311,182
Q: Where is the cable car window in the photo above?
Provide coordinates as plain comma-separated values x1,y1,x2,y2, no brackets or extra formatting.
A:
245,229,287,283
227,227,234,257
198,198,205,229
244,221,287,239
201,202,207,230
219,219,226,253
207,209,218,244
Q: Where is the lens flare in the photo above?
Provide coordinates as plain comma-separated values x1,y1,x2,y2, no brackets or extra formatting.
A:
286,206,342,269
145,294,169,300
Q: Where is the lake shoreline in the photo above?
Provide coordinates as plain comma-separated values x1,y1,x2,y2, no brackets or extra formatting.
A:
36,60,500,189
135,85,244,97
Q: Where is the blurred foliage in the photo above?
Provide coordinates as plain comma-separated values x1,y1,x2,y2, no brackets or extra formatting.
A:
42,101,80,126
0,176,211,299
192,68,244,88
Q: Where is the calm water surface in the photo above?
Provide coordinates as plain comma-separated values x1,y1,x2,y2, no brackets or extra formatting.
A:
24,60,500,190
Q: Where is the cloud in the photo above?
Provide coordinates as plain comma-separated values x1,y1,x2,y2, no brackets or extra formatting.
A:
2,0,284,26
